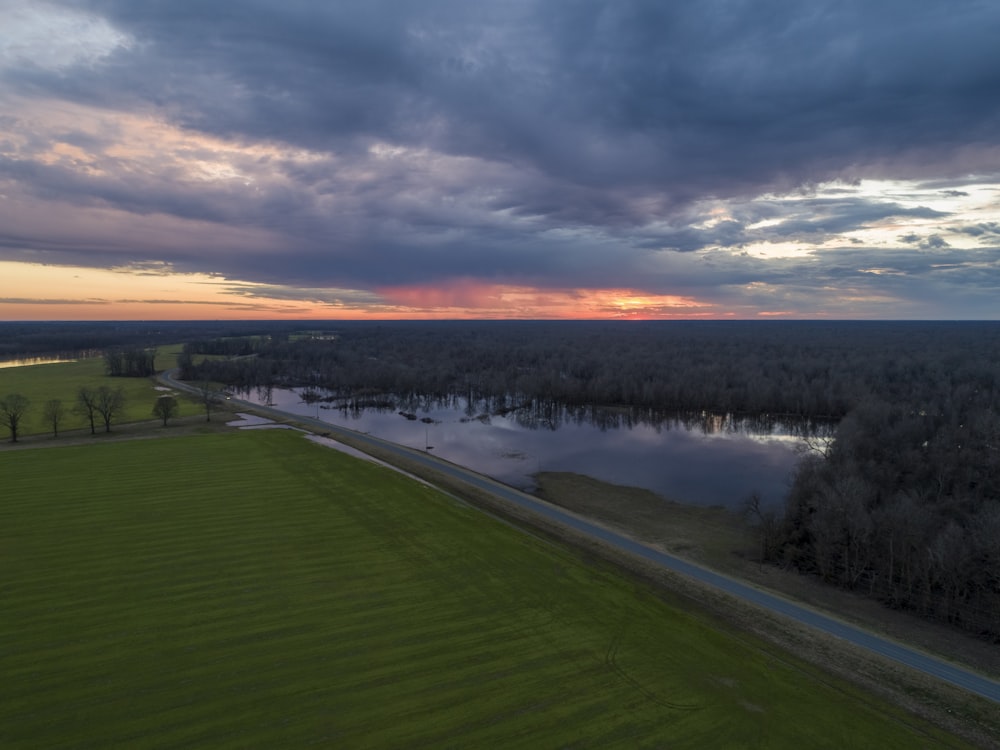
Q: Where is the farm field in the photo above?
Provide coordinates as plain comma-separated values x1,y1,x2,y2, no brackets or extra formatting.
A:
0,428,969,748
0,356,171,437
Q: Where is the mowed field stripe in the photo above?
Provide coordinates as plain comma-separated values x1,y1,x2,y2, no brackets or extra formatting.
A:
0,429,973,748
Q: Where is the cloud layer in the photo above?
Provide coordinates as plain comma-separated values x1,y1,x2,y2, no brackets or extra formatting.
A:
2,0,999,317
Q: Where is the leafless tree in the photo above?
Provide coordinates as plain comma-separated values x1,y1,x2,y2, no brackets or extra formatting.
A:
0,393,30,442
94,385,126,433
105,346,156,377
76,386,98,435
743,491,780,569
42,398,65,438
198,380,222,422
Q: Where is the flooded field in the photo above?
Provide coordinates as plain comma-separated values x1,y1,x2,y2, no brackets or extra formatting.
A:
243,387,829,509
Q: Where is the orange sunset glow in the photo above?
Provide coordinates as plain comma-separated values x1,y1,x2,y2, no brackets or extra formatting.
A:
1,262,734,320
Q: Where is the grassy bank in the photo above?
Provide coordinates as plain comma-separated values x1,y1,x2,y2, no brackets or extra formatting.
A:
0,429,969,748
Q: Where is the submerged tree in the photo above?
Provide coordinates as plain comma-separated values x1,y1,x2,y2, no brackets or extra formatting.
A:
0,393,30,443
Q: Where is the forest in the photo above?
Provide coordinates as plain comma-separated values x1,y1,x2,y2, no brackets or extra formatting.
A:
177,320,1000,640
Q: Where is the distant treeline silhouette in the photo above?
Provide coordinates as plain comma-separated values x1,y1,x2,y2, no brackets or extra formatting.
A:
0,321,289,361
104,346,157,377
179,320,961,417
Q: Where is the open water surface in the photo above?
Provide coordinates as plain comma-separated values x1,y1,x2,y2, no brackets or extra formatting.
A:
243,387,830,510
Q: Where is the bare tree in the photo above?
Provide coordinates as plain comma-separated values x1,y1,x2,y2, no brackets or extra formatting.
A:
0,393,30,442
743,491,780,569
43,398,65,438
104,348,124,377
198,380,222,422
94,385,126,433
808,473,874,586
105,346,157,377
153,395,179,426
76,386,98,435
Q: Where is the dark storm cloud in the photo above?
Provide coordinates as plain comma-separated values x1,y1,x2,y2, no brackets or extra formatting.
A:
20,0,1000,193
682,243,1000,318
922,235,951,249
763,200,948,237
957,222,1000,241
0,154,241,223
898,232,952,250
2,0,1000,311
629,197,950,255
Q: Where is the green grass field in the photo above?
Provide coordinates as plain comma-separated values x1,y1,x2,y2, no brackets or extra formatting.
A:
0,429,968,748
0,355,176,438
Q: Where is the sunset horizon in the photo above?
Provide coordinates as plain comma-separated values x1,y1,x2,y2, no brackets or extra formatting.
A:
2,2,999,320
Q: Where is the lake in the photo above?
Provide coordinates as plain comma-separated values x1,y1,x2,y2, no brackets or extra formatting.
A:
243,387,829,511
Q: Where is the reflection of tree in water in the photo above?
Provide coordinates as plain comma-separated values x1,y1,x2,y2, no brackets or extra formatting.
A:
506,399,832,438
289,387,829,439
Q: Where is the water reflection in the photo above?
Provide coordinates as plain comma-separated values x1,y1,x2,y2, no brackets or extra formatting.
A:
0,356,78,369
244,387,832,510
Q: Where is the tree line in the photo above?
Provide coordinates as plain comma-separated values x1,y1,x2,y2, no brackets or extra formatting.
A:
1,386,128,441
0,382,230,441
0,321,286,361
104,347,157,377
0,386,222,441
179,320,999,419
179,320,916,418
773,392,1000,639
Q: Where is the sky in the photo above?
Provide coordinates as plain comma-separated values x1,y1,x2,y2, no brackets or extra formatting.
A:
1,0,999,320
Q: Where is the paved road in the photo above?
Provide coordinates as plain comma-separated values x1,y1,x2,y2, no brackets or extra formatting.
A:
163,371,1000,704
